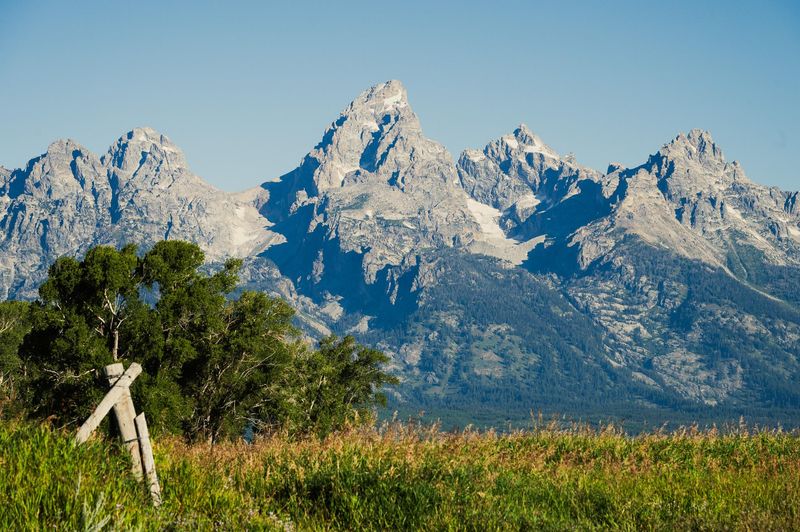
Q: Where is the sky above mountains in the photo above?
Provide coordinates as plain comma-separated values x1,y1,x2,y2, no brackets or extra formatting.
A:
1,0,798,191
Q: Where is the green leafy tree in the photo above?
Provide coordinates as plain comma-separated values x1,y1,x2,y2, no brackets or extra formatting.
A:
16,240,396,442
0,300,32,416
289,335,399,436
134,241,300,441
19,245,142,424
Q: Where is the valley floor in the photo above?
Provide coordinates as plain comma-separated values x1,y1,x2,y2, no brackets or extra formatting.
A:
1,421,799,530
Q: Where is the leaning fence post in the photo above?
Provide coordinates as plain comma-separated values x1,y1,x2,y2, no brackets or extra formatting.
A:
75,363,142,444
75,362,162,508
134,412,162,507
104,363,143,480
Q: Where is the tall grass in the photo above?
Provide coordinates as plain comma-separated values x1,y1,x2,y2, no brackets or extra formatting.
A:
1,420,799,530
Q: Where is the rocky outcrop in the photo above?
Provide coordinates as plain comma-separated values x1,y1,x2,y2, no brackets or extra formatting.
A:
258,81,486,303
567,129,800,272
0,127,276,298
457,124,600,226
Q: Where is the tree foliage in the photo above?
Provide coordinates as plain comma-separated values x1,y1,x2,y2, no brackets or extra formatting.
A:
14,241,395,442
0,300,32,415
287,335,398,436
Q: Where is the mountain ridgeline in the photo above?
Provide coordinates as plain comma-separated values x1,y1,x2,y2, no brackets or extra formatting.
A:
2,80,799,428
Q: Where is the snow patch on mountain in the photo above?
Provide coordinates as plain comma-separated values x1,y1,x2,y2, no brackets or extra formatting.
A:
466,198,545,265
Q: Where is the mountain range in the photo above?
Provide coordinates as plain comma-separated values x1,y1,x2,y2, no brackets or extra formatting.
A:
3,80,799,428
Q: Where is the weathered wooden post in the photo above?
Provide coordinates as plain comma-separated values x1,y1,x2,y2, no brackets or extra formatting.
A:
75,363,142,444
75,362,162,507
134,413,162,506
104,363,143,479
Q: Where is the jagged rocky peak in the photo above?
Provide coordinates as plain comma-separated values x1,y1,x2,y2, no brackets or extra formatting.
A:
461,124,560,166
457,124,599,213
302,80,455,193
660,128,725,164
649,129,739,193
14,138,106,199
260,79,476,290
345,79,413,123
500,124,560,159
45,137,85,155
585,128,800,270
0,127,278,300
107,127,185,161
41,137,94,170
105,127,188,173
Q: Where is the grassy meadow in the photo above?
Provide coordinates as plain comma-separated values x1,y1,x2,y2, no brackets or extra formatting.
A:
1,420,799,530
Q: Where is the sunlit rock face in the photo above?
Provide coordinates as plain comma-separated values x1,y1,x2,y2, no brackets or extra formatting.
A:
258,80,482,291
0,127,276,299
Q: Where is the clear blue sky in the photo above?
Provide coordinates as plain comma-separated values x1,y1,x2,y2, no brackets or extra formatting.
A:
1,0,798,191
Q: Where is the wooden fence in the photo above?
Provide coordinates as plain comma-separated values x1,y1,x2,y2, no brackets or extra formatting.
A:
75,362,161,506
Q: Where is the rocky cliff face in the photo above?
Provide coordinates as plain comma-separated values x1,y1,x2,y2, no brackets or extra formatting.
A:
259,81,479,289
0,127,276,299
2,81,799,427
457,124,600,225
558,129,800,274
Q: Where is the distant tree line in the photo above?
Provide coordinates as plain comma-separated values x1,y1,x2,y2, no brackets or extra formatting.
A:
0,241,396,443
